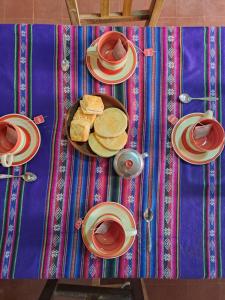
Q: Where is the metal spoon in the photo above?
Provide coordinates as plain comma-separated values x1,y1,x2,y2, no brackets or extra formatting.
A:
61,34,70,72
0,172,37,182
179,93,218,104
143,208,154,253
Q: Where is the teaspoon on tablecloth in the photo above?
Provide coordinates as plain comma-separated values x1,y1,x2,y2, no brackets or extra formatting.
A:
143,208,154,253
0,172,37,182
179,93,218,104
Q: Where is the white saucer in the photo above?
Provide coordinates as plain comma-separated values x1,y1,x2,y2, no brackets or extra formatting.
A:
0,114,41,166
86,39,137,85
81,202,136,259
171,113,224,165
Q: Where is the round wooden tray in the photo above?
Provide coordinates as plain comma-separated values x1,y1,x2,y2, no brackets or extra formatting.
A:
66,93,129,157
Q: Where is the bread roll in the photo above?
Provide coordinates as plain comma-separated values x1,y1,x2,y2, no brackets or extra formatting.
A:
70,119,90,142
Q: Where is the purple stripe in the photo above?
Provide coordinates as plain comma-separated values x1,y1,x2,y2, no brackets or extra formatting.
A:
179,27,205,278
0,25,15,240
219,27,225,277
14,25,56,278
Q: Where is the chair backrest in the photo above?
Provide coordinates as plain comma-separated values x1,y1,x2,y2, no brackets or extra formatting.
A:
66,0,165,26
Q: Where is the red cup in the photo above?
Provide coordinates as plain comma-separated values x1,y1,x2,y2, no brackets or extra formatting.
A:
184,118,225,153
87,31,129,75
0,121,27,167
91,214,136,257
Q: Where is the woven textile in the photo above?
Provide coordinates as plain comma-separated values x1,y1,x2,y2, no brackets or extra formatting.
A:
0,25,225,279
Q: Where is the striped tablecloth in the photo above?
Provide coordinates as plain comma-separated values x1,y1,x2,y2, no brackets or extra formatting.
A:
0,25,225,279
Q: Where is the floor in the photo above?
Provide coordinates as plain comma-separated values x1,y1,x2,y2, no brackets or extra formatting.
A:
0,0,224,26
0,0,225,299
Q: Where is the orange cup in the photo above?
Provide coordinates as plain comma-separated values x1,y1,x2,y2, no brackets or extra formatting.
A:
87,31,129,74
184,118,225,153
91,214,136,256
0,121,27,167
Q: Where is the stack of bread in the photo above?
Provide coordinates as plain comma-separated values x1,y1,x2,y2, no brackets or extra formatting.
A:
70,95,128,157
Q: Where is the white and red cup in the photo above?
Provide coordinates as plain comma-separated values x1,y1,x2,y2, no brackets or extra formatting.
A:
168,110,225,154
87,31,129,75
183,111,225,153
0,121,27,167
91,214,137,257
183,119,224,153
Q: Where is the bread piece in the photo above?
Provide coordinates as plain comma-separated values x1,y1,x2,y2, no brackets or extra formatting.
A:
73,107,96,128
70,119,90,142
94,108,128,138
88,133,118,157
95,131,128,151
80,95,104,115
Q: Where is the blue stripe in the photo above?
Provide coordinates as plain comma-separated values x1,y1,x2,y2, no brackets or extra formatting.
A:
74,26,85,277
140,27,151,277
150,27,161,278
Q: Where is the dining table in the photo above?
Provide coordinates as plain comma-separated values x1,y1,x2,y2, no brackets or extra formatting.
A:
0,24,225,279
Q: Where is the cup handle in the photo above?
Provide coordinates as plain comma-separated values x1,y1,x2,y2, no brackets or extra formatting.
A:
202,110,213,119
126,229,137,237
168,114,179,126
75,218,83,230
87,44,98,57
1,154,13,167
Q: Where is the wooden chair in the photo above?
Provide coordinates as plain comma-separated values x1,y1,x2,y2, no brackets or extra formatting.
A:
39,279,144,299
65,0,165,26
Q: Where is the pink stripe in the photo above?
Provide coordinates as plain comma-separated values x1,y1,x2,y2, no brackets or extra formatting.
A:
119,179,129,277
43,25,64,277
18,25,21,112
158,27,168,278
207,165,210,278
214,28,218,276
71,154,84,277
83,27,87,94
96,159,109,277
206,27,210,278
83,71,99,277
83,158,97,278
57,148,73,277
214,161,218,277
70,26,75,102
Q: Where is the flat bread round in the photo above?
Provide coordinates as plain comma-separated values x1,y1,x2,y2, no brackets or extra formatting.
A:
94,108,127,138
95,131,128,150
88,133,118,157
